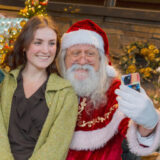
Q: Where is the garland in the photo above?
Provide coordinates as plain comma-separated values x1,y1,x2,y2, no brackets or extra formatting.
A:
19,0,48,18
0,18,28,71
120,41,160,83
119,41,160,108
0,0,49,71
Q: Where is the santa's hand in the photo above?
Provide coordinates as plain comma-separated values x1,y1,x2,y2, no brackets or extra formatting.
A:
115,85,158,129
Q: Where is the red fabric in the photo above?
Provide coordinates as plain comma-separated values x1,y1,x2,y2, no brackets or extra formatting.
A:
66,19,111,64
67,134,123,160
66,79,129,160
118,117,130,138
76,79,121,131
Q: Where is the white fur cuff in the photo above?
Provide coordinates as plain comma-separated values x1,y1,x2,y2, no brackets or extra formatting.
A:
126,111,160,156
70,109,125,150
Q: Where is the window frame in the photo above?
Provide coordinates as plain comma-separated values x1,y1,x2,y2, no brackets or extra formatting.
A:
47,1,160,22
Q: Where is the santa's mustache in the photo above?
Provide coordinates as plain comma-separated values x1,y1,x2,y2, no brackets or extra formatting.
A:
67,64,94,73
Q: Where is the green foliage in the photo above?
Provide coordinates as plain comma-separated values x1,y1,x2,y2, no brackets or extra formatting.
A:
19,0,48,18
120,41,160,82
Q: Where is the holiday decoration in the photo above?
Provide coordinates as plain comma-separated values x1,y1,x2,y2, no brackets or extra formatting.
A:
0,0,49,71
120,41,160,82
0,18,28,71
19,0,48,18
120,41,160,108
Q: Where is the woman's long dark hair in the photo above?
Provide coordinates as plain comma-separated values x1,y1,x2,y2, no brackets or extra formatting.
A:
4,15,60,74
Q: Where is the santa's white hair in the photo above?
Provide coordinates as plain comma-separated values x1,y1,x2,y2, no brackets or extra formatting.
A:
58,48,113,108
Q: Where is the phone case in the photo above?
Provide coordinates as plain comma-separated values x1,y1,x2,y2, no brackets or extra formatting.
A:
121,72,140,92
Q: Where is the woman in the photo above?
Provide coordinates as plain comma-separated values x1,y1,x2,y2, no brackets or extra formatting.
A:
0,15,78,160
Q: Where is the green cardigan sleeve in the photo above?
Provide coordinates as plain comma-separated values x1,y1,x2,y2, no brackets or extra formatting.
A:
0,73,14,159
29,88,78,160
0,106,14,159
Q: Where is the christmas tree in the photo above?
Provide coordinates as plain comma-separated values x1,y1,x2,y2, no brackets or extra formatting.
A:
19,0,48,18
0,18,28,71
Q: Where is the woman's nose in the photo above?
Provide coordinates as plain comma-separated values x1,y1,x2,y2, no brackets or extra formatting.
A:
42,44,49,53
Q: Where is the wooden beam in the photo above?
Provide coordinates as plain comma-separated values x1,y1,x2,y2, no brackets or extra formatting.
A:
0,0,24,7
119,0,160,4
0,5,22,11
0,1,160,22
47,2,160,22
104,0,116,7
104,0,108,7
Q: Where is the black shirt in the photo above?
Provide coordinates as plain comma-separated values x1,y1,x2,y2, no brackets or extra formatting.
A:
8,72,49,160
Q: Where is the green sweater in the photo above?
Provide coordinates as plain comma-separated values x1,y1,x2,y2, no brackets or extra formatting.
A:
0,68,78,160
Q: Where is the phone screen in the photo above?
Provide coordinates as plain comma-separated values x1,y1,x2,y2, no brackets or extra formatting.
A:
121,73,140,92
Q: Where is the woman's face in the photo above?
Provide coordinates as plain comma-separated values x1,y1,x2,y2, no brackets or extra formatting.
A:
25,27,57,71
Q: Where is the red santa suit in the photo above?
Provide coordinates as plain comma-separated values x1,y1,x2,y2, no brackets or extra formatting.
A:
60,19,160,160
66,79,160,160
66,79,129,160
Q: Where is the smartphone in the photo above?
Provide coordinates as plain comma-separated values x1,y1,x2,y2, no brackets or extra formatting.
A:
121,72,140,92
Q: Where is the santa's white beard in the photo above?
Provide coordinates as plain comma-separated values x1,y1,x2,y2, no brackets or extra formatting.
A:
64,64,100,97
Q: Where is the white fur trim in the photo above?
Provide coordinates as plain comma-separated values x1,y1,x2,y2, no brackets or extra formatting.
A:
61,29,104,52
127,110,160,156
106,65,117,77
70,109,126,150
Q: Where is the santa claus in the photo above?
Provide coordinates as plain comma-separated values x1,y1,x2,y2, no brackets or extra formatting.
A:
57,19,160,160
